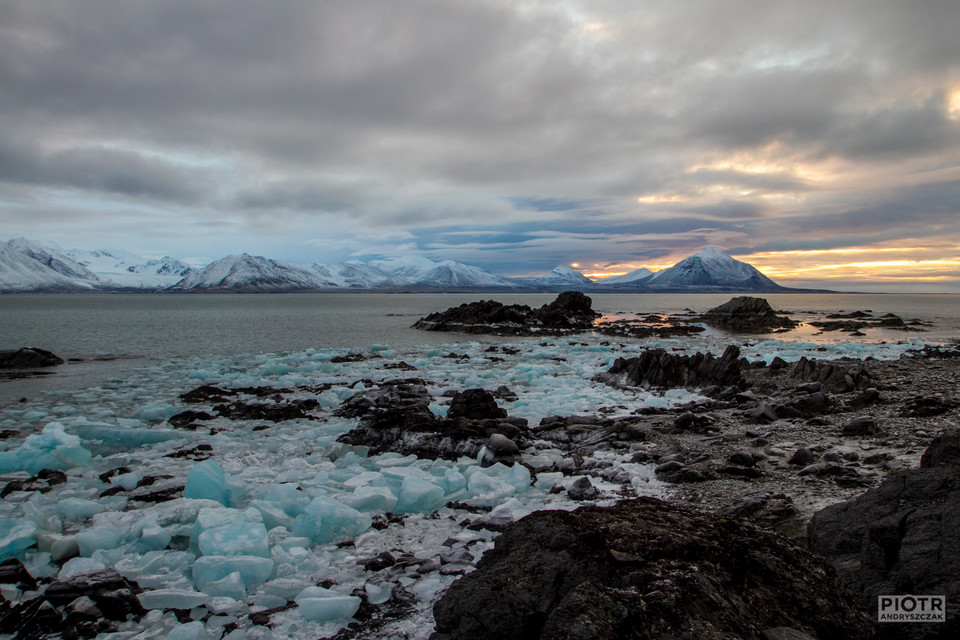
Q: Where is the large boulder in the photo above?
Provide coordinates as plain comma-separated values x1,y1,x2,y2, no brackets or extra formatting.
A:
336,382,527,460
532,291,601,330
597,344,744,392
809,429,960,639
432,497,872,640
700,297,798,331
0,348,64,369
413,292,600,335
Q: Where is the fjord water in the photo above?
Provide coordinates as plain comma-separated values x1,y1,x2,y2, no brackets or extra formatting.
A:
1,292,958,405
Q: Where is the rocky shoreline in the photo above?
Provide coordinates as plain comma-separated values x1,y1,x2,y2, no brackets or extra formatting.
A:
1,296,957,639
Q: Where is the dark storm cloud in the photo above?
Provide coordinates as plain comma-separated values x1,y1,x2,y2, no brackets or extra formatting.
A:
0,0,958,283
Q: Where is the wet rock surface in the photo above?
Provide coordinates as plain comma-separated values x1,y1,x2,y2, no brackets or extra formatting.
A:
431,497,872,640
809,430,960,640
700,296,798,331
596,344,745,393
0,347,64,369
336,383,529,460
413,291,600,335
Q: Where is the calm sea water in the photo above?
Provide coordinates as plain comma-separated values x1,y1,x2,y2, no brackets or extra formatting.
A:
1,292,958,406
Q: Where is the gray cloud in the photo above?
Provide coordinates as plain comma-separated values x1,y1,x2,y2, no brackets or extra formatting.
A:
0,0,958,286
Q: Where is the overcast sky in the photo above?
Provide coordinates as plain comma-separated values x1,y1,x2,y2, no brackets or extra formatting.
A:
1,0,959,291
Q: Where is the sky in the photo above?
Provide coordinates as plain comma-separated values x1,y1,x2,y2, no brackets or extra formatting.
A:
1,0,959,292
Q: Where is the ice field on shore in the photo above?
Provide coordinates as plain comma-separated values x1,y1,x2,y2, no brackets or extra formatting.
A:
0,331,937,639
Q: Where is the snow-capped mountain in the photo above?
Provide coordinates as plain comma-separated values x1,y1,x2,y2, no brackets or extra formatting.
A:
644,247,783,291
311,261,396,289
0,238,102,292
170,254,338,292
600,267,654,285
367,256,439,282
413,260,518,288
59,246,196,289
516,265,596,290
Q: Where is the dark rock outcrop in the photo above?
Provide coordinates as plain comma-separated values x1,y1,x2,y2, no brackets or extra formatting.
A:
0,569,144,640
413,291,600,335
792,357,873,393
597,344,745,392
0,347,64,369
432,497,872,640
700,296,798,331
336,382,527,461
809,430,960,639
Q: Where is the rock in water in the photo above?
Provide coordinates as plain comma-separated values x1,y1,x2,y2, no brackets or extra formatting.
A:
809,430,960,639
0,347,64,369
700,296,798,331
432,497,872,640
412,291,599,335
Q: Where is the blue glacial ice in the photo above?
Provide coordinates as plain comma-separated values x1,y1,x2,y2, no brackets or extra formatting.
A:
0,329,932,639
0,423,92,474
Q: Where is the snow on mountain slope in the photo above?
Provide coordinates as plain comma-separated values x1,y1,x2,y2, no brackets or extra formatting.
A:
521,265,595,289
368,255,438,278
645,247,783,290
601,267,654,285
311,261,395,289
0,238,101,291
171,254,337,291
413,260,518,288
61,246,195,289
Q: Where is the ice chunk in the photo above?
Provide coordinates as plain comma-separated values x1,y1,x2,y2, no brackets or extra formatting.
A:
198,520,270,558
0,423,92,474
56,498,106,521
137,589,208,610
0,519,38,561
69,422,186,452
36,533,79,562
192,556,274,590
133,402,179,424
138,524,172,551
202,571,247,601
183,460,231,506
365,581,393,605
76,528,125,557
262,576,313,600
394,476,445,514
295,586,361,622
57,557,107,580
248,500,294,531
339,485,398,513
166,620,207,640
466,470,515,504
291,497,371,544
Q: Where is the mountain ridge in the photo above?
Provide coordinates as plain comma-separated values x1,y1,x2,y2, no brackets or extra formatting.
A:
0,238,810,293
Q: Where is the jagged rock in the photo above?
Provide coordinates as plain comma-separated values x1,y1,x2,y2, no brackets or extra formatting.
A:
213,397,320,422
532,291,601,330
919,429,960,468
413,291,600,335
900,395,960,417
0,347,64,369
788,447,816,466
432,498,872,640
841,416,879,437
700,296,798,331
480,433,521,467
447,389,507,420
1,469,68,498
782,391,832,417
336,381,528,460
792,357,872,393
598,344,744,391
728,451,756,467
748,402,780,424
845,388,880,411
566,476,600,501
809,430,960,639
